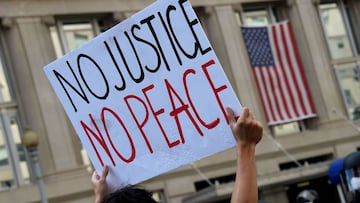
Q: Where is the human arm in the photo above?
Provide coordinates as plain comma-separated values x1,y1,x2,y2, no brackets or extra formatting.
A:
227,107,263,203
91,165,109,203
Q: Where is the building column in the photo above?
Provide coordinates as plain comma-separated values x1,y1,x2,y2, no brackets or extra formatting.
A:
287,0,345,124
3,16,83,176
199,5,268,130
347,0,360,49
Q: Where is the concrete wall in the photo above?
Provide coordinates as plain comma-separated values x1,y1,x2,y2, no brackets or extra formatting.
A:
0,0,359,202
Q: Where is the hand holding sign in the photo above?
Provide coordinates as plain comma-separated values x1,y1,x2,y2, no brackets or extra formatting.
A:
44,0,242,191
91,165,109,203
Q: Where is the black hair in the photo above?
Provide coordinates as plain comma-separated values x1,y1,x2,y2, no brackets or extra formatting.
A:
103,185,158,203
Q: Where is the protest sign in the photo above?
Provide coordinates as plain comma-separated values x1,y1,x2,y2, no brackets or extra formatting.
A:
44,0,242,191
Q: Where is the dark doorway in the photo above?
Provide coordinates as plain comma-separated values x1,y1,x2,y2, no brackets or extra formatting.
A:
213,199,230,203
286,176,340,203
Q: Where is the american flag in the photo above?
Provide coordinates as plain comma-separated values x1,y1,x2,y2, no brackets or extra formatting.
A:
241,21,316,125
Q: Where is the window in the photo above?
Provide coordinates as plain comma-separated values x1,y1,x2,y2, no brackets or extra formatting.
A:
319,1,357,59
0,44,12,103
49,15,118,170
152,190,167,203
319,0,360,120
335,63,360,120
243,10,270,26
239,6,305,136
50,19,99,58
194,173,236,191
279,153,333,170
0,34,30,190
50,15,117,57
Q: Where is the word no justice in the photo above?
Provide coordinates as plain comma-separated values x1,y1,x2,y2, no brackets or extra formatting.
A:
81,59,231,167
53,0,211,113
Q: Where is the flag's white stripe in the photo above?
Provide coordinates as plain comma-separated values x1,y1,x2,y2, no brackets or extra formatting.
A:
267,113,317,126
268,26,297,120
254,67,273,122
268,67,289,121
274,23,303,118
262,66,281,122
274,64,296,119
283,22,313,115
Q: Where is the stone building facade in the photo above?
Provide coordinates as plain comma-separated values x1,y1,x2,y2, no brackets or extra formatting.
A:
0,0,359,202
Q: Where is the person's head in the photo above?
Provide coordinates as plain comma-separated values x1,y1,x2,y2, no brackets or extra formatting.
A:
102,185,158,203
296,189,319,203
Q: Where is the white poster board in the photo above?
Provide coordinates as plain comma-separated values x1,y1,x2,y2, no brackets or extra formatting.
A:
44,0,242,191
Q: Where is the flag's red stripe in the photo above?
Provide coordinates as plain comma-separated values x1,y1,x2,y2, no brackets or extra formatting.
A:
266,67,284,121
272,62,292,119
280,23,307,115
272,25,300,118
259,67,276,122
286,21,316,114
252,68,270,122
